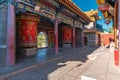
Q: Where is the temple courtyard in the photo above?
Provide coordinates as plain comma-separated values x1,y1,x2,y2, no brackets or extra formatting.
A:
0,46,119,80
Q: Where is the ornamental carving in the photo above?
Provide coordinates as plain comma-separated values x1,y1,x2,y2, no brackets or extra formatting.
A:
98,4,109,12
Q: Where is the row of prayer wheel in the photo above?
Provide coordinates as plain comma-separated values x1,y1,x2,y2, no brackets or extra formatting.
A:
17,13,72,47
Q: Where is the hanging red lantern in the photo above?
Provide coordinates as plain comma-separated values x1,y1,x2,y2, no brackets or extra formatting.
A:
98,4,109,12
104,20,110,25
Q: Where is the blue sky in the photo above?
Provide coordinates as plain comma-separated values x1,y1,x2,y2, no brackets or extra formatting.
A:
72,0,113,32
72,0,98,11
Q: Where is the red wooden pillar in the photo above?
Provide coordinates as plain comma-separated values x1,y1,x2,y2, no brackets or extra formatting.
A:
72,27,75,48
7,3,16,65
118,0,120,66
114,2,118,48
82,24,84,47
54,18,59,54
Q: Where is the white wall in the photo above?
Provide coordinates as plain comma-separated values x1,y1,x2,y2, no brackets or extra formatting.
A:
85,22,95,29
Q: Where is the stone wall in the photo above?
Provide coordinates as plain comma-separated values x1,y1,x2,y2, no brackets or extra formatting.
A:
85,33,96,46
0,6,8,66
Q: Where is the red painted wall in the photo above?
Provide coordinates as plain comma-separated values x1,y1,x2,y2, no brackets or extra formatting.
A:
98,33,114,46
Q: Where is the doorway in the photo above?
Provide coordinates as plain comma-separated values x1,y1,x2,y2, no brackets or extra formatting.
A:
37,32,48,48
84,35,88,46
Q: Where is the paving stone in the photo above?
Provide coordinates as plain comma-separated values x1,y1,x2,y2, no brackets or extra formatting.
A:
1,46,119,80
59,75,76,80
67,71,80,77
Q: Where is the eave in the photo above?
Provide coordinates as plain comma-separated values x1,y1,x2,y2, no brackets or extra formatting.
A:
84,10,100,22
57,0,92,23
96,0,105,5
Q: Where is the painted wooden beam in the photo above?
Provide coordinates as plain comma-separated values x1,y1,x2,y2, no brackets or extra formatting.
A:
118,0,120,66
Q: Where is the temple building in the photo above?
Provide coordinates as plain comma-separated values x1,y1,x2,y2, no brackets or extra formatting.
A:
84,8,114,47
83,9,100,46
96,0,116,46
0,0,92,66
96,0,120,65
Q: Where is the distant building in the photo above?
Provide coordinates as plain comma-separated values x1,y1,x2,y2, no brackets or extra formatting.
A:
83,10,100,46
96,0,115,47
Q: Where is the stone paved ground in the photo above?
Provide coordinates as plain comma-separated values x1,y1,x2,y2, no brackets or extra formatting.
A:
0,47,95,76
81,47,120,80
7,46,104,80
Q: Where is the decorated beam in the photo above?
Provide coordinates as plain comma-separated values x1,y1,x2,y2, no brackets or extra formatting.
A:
57,0,92,23
15,0,56,20
58,12,74,26
45,0,59,7
74,20,83,28
56,4,74,25
15,0,90,26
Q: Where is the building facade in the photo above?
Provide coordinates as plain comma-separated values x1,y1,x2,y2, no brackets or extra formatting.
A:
83,10,100,46
96,0,120,65
0,0,92,66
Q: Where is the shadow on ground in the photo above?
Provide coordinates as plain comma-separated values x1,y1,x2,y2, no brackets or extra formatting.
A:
0,46,101,80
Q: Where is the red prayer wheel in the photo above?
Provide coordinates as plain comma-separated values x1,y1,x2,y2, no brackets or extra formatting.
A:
61,27,72,43
17,13,39,47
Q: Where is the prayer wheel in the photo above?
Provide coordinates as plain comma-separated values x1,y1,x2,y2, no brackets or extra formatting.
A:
61,27,72,43
17,13,39,48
